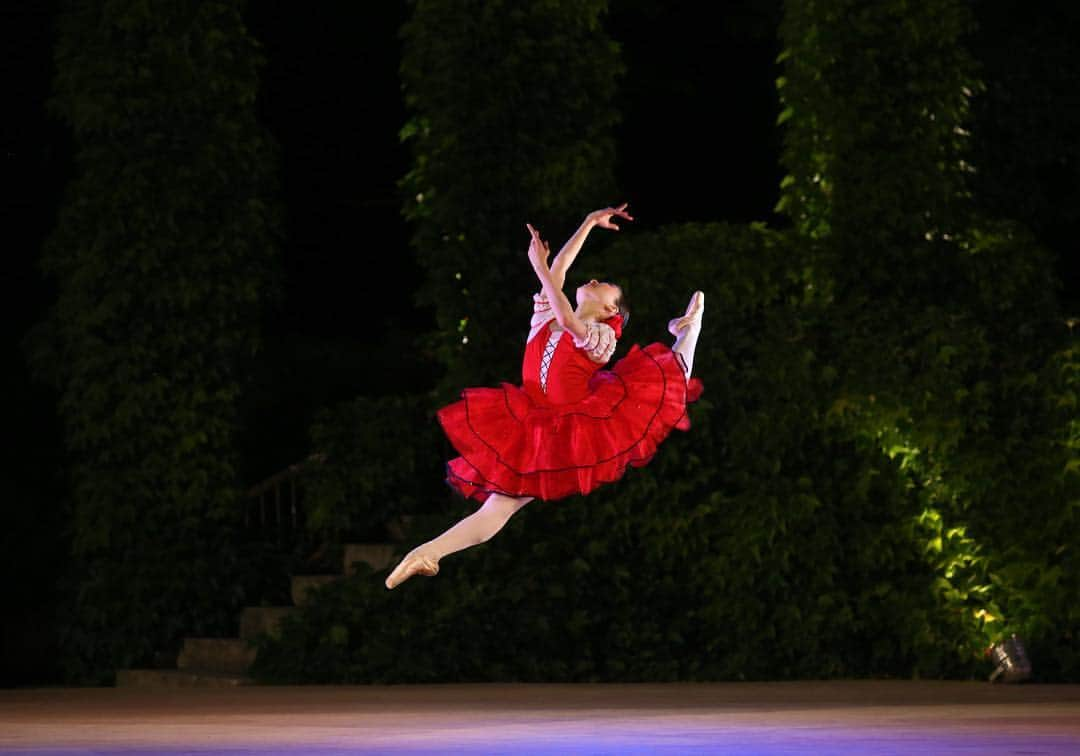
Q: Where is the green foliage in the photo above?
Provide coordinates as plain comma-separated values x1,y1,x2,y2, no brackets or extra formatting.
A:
303,394,446,540
258,0,1077,683
987,332,1080,680
778,0,980,302
256,223,979,681
24,0,280,684
399,0,624,400
778,0,1077,677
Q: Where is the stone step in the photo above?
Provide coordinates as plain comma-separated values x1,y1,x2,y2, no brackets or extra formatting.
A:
115,668,254,687
177,637,258,675
239,606,297,641
343,543,397,575
290,574,341,606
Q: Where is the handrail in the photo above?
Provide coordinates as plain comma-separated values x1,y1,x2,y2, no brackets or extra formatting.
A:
242,452,327,543
245,452,327,498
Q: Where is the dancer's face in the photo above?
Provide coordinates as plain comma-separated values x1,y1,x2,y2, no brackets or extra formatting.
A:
576,279,621,317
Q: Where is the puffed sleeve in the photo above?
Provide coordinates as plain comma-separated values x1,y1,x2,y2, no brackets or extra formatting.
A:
528,290,556,342
573,321,617,364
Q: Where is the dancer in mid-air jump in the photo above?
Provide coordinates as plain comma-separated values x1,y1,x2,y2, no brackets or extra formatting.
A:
386,203,704,589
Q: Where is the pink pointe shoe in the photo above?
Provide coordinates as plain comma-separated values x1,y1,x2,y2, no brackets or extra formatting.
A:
668,291,705,337
385,550,440,589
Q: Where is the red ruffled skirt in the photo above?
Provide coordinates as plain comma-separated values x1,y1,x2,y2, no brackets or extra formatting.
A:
437,343,704,502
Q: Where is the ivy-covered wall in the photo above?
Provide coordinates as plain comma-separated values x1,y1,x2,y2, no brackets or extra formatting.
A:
398,0,624,399
253,222,982,682
25,0,281,684
777,0,1078,674
253,0,1078,684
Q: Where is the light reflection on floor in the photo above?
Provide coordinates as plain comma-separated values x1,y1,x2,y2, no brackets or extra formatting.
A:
2,681,1079,755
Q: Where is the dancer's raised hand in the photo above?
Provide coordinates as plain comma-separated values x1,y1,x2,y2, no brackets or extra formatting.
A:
526,222,550,268
586,202,634,231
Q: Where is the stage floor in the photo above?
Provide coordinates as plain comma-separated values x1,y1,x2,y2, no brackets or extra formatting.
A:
2,680,1079,755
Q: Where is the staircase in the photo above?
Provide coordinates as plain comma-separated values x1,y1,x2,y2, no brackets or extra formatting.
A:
115,542,401,687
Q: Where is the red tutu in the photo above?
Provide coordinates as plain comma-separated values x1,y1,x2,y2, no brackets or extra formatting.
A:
438,326,704,502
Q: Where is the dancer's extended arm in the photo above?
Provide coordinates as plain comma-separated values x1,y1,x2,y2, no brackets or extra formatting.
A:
549,203,633,289
527,224,589,342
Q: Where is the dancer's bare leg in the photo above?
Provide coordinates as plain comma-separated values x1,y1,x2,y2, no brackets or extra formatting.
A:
669,290,704,377
385,492,533,589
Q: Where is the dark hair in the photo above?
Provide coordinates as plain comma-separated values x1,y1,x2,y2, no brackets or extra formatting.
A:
614,286,630,328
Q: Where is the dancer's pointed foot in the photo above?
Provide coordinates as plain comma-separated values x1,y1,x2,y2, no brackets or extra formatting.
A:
668,291,705,336
385,549,440,589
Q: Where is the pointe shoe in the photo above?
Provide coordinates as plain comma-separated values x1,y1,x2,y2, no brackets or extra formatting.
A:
385,550,440,589
668,290,705,336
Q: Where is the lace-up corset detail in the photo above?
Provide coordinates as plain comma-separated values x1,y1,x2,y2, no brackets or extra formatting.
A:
538,328,561,394
525,291,618,404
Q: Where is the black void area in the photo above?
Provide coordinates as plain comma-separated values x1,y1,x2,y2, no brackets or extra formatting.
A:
604,0,786,230
240,2,438,483
2,0,70,689
966,0,1080,314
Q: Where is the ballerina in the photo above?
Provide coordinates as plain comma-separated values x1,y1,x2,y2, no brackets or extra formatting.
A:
386,203,704,589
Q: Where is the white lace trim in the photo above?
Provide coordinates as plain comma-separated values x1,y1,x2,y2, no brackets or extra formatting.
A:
528,290,556,343
573,321,617,364
529,294,617,393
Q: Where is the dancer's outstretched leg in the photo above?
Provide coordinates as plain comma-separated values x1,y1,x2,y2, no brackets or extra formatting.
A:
385,492,533,589
669,290,704,377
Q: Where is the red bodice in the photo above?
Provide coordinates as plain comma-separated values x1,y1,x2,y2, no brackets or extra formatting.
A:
521,320,606,406
435,292,704,503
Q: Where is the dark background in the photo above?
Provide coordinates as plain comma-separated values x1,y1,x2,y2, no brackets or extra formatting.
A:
6,0,791,493
236,0,789,480
3,0,1077,686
